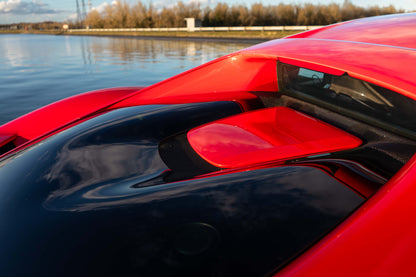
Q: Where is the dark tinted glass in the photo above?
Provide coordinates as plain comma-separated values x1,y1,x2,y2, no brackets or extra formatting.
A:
278,62,416,139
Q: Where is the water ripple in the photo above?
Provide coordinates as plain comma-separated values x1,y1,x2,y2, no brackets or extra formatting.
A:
0,34,252,125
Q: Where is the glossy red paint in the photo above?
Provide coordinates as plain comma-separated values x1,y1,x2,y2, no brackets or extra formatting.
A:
244,38,416,100
109,55,278,110
0,134,16,147
0,87,142,144
287,13,416,49
274,154,416,277
188,107,362,168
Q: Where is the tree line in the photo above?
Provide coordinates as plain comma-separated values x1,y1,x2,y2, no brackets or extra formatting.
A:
83,0,403,28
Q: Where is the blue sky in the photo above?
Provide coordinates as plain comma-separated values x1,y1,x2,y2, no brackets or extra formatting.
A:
0,0,415,24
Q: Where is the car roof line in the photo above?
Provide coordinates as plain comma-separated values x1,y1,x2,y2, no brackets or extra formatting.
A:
285,37,416,52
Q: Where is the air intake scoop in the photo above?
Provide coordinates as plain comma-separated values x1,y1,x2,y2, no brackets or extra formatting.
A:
188,106,362,168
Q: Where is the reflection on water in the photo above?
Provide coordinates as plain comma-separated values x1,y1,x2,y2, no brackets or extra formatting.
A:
83,38,240,66
0,34,252,125
76,36,247,69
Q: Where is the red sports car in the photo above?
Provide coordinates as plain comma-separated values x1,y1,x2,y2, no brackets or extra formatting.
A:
0,13,415,276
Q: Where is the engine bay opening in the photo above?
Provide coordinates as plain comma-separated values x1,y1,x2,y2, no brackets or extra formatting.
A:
161,61,416,196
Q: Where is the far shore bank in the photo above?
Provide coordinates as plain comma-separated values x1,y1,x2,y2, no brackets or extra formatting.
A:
0,29,301,43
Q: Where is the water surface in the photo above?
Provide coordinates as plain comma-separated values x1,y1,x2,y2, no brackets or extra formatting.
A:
0,34,253,125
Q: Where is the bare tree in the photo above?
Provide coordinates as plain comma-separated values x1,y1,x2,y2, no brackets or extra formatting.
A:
85,9,104,28
84,1,403,28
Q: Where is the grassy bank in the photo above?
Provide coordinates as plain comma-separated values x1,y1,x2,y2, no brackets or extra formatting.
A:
0,29,301,41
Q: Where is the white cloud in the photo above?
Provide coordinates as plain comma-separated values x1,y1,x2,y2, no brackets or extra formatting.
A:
93,2,109,13
66,13,78,22
0,0,60,15
91,1,121,14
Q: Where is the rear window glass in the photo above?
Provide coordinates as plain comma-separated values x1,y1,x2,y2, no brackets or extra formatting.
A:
278,62,416,139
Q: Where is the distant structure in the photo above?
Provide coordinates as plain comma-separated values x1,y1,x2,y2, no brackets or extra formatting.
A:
76,0,81,21
184,18,202,32
81,0,87,20
75,0,89,22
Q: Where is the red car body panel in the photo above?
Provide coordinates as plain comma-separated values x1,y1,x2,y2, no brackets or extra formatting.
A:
187,107,362,168
287,13,416,49
108,56,278,109
244,39,416,100
0,87,142,145
0,134,16,148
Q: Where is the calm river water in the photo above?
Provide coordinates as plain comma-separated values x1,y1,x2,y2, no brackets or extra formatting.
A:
0,34,253,125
